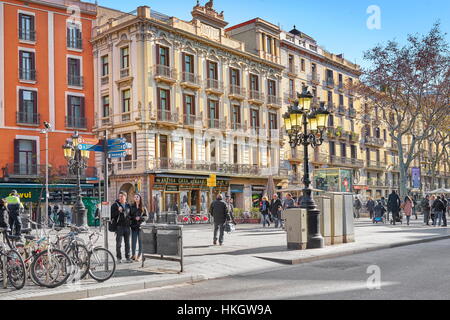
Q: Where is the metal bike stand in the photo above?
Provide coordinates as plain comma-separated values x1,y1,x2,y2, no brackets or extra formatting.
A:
2,254,7,289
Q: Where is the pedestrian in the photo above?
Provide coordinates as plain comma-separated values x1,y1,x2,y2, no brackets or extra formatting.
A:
373,200,387,222
110,191,132,263
421,195,431,225
432,196,446,227
225,195,234,216
429,195,436,225
0,199,9,229
282,193,296,210
269,194,283,228
412,196,418,220
6,190,23,236
440,194,447,227
380,197,388,220
366,197,375,220
210,194,232,246
353,197,362,219
57,207,66,227
260,196,271,228
387,190,401,225
130,194,148,262
403,195,414,226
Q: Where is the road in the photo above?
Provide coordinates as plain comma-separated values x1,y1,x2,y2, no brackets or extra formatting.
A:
86,238,450,300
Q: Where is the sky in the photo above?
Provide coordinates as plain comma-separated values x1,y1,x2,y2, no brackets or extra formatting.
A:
95,0,450,69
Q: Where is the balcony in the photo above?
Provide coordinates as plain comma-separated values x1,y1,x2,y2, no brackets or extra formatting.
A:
157,109,179,124
205,78,224,95
325,77,335,88
338,82,345,92
120,68,130,78
267,95,282,108
68,74,84,87
337,105,346,116
183,114,202,127
325,102,335,112
19,68,36,82
364,136,384,148
19,29,36,42
180,72,201,89
367,178,387,188
3,163,42,178
154,65,177,84
330,155,364,168
366,160,387,171
389,142,399,151
67,37,82,50
17,112,40,126
101,75,109,85
349,132,360,142
310,72,320,85
248,90,265,105
286,65,298,76
230,122,244,131
347,108,356,118
228,85,246,100
100,116,111,126
284,92,297,104
207,118,226,130
66,116,87,129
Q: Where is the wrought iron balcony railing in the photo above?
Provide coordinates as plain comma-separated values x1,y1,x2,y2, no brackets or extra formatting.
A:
17,112,40,125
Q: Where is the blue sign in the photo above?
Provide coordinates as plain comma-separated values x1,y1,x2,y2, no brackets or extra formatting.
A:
412,167,421,189
78,144,104,152
107,138,126,146
108,151,127,158
108,142,133,151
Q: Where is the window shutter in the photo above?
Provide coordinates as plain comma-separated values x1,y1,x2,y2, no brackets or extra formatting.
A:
19,89,24,113
30,15,35,32
67,96,73,118
167,90,171,111
229,68,232,86
14,139,20,165
18,13,23,30
31,140,37,166
80,96,85,118
206,61,210,79
32,91,37,113
31,52,36,71
182,52,186,72
166,47,170,67
192,95,196,115
19,51,23,70
156,44,160,65
157,88,161,110
182,94,186,115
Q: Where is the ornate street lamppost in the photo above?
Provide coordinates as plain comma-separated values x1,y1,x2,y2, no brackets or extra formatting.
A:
63,131,90,229
283,86,330,249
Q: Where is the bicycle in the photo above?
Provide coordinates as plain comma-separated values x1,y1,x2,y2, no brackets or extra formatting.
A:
84,230,116,282
0,228,26,290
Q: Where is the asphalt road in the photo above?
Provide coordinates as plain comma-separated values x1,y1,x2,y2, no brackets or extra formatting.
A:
89,238,450,300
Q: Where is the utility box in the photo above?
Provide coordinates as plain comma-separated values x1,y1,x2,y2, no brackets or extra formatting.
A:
343,194,355,243
167,211,178,225
316,196,332,246
328,193,344,245
283,208,307,250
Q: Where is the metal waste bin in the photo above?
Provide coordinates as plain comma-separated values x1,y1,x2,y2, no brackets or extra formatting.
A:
167,211,178,225
156,212,168,224
141,224,157,254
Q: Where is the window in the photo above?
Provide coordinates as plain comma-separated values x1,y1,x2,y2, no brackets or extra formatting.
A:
252,145,259,166
250,74,259,91
341,143,347,157
18,89,38,124
250,108,259,128
233,139,238,164
288,55,294,72
338,74,343,85
160,135,168,166
157,45,169,66
14,139,37,175
328,115,334,127
102,96,110,117
120,47,129,69
350,120,355,132
19,14,35,41
339,94,344,106
157,88,170,113
351,145,357,159
349,97,354,109
67,95,85,128
208,100,219,120
312,63,316,73
122,89,131,113
230,68,240,86
375,127,381,138
268,80,276,96
301,58,305,72
327,91,333,103
269,112,277,131
326,69,333,83
289,79,295,96
68,58,82,86
67,23,82,49
383,129,387,141
101,55,109,76
266,36,272,54
232,105,241,128
183,94,195,125
19,51,35,81
182,53,194,73
329,142,336,156
207,61,218,80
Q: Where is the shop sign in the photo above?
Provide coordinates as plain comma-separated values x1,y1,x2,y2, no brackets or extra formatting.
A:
166,185,179,192
0,188,40,202
153,184,166,190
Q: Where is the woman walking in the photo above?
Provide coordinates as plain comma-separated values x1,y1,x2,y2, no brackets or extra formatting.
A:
403,196,414,226
130,194,148,261
260,196,271,228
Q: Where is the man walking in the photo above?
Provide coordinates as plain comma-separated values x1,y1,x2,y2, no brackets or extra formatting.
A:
210,194,230,246
366,197,375,220
6,190,23,236
432,196,445,227
111,191,132,263
269,194,283,228
421,195,431,225
387,190,401,225
440,194,447,227
353,196,362,219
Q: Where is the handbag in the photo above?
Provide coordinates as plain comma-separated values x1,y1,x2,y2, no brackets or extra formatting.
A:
224,221,235,233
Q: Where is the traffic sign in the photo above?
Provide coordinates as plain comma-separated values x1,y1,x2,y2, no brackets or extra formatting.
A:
78,144,104,152
107,142,133,151
108,151,127,158
107,138,126,146
78,137,100,145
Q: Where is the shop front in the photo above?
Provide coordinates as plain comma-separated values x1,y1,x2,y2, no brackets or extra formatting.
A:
313,168,353,193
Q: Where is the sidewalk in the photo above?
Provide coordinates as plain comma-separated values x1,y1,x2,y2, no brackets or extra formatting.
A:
2,217,450,300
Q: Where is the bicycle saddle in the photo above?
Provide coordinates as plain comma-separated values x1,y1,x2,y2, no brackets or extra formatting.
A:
21,228,32,234
7,235,21,241
24,235,36,241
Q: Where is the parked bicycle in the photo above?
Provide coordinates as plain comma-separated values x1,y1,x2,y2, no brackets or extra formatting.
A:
83,230,116,282
0,228,26,290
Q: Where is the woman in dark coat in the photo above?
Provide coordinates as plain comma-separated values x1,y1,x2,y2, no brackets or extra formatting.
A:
129,194,148,261
387,191,401,225
259,196,271,228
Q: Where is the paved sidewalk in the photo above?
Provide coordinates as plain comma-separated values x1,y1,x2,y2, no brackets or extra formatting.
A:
2,217,450,300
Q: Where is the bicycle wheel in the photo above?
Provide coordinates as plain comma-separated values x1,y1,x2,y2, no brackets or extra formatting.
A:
88,247,116,282
66,243,90,281
31,248,73,288
6,250,26,290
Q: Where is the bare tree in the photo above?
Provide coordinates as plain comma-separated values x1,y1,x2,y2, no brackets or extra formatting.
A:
353,23,450,198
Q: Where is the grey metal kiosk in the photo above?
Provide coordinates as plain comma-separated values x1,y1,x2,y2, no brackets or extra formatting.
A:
141,224,184,273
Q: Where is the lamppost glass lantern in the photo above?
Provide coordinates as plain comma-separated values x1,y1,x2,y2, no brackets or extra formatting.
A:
298,86,313,112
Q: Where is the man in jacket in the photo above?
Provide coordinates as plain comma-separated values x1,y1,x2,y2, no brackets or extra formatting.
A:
353,197,362,219
366,197,375,219
210,194,229,246
269,194,283,228
111,191,132,263
440,194,447,227
387,190,401,225
421,195,431,225
432,196,446,227
6,190,23,236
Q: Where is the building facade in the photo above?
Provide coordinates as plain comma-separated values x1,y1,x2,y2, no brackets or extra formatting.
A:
92,3,287,214
0,0,97,208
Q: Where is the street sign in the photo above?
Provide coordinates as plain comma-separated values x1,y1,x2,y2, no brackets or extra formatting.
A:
78,144,104,152
207,174,217,187
78,137,100,145
101,201,110,219
107,138,126,146
107,142,133,151
108,151,127,158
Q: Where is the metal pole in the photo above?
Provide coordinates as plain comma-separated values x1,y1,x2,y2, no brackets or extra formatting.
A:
104,131,109,252
45,130,49,228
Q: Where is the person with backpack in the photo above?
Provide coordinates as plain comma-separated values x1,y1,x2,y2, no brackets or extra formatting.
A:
440,194,448,227
130,194,148,262
353,197,362,219
432,196,445,227
110,191,132,263
260,196,271,228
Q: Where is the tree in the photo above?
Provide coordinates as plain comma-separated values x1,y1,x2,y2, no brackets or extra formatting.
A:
353,23,450,198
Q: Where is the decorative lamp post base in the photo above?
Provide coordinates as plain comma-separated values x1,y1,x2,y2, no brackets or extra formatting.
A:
73,198,88,230
301,189,325,249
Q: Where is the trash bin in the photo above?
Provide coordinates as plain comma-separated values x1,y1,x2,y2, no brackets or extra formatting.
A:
156,225,183,256
167,211,178,224
157,212,168,224
141,224,157,254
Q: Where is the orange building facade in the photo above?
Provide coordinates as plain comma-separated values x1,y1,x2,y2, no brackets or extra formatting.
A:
0,0,97,200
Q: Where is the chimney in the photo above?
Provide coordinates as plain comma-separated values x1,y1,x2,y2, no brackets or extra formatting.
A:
137,6,150,19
